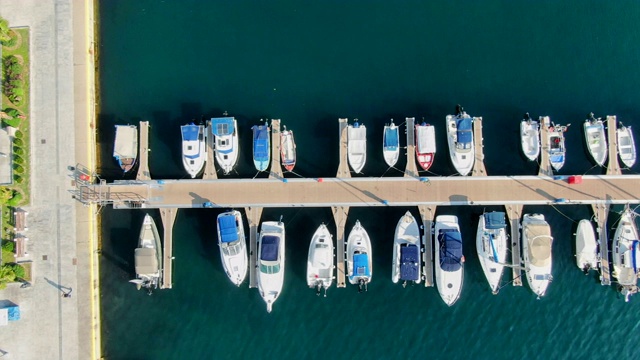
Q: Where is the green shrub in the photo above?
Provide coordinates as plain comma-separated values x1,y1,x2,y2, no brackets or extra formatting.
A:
1,240,14,252
4,108,20,118
14,130,23,139
13,164,23,173
13,138,22,147
13,156,23,165
13,147,23,156
3,118,20,128
7,192,22,206
11,87,23,97
13,176,23,184
7,96,22,106
8,63,21,75
11,264,24,279
9,80,23,88
3,55,16,67
2,35,16,48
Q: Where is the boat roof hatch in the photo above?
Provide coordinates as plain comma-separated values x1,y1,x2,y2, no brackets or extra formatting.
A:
260,235,280,261
352,253,370,277
384,127,399,149
211,117,235,136
218,215,239,243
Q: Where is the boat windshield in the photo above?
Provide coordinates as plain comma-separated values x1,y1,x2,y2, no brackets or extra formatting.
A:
260,261,281,274
221,242,241,256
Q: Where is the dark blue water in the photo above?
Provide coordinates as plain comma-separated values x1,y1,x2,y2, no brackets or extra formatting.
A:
98,2,640,359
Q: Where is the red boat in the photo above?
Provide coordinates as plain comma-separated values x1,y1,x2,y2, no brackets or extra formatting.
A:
415,123,436,171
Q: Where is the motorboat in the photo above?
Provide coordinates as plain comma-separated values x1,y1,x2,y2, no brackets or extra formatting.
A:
306,224,334,296
415,120,436,171
391,211,421,286
216,210,248,286
252,123,270,172
382,120,400,167
130,214,162,292
181,123,206,178
113,124,138,174
476,212,508,294
280,126,296,172
522,214,553,298
617,123,637,168
347,121,367,173
346,220,372,292
547,121,569,171
446,105,474,176
210,116,239,175
434,215,464,306
257,220,285,313
584,113,608,166
575,219,599,274
520,113,540,161
612,207,640,302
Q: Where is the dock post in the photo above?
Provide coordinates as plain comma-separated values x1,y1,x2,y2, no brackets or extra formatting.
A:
505,204,523,286
538,116,553,177
331,206,349,288
606,116,621,175
245,207,263,288
203,120,218,180
472,117,487,176
159,208,178,289
137,121,151,181
404,117,418,178
591,203,611,285
418,205,435,287
269,119,283,179
337,118,351,178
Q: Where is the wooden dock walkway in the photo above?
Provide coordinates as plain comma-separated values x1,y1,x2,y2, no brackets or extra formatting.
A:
418,205,435,287
331,206,349,288
404,117,418,178
538,116,553,177
591,203,611,285
159,207,177,289
336,118,351,178
245,207,263,288
137,121,151,181
472,117,487,176
505,204,523,286
202,120,217,180
269,119,283,179
606,115,621,175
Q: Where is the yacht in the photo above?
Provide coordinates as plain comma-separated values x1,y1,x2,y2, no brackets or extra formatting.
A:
382,119,400,167
612,207,640,302
252,123,270,172
584,113,608,167
446,105,474,176
181,123,206,178
522,214,553,298
130,214,162,292
520,113,540,161
210,116,239,175
415,120,436,171
257,220,285,313
547,121,569,171
617,123,637,168
347,121,367,174
113,124,138,174
575,219,598,274
280,126,296,172
216,210,248,286
434,215,464,306
476,212,508,294
347,220,372,292
392,211,421,286
306,224,334,296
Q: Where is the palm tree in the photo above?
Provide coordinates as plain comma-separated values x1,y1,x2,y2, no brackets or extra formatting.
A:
0,265,16,289
0,17,10,44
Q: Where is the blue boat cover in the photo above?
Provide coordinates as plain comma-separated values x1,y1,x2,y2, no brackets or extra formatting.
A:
400,244,419,281
384,127,399,150
260,235,279,261
456,118,472,144
218,215,238,243
439,230,463,272
211,117,235,136
352,253,370,277
253,126,269,161
181,124,199,141
485,212,506,230
633,240,639,273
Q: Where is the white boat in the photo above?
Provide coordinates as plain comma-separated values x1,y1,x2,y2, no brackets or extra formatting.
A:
392,211,421,286
113,124,138,174
346,220,372,292
446,105,474,176
520,113,540,161
216,210,248,286
612,208,640,302
382,120,400,167
257,220,285,313
522,214,553,298
347,121,367,173
584,113,608,167
575,219,598,274
434,215,464,306
547,121,569,171
181,123,206,178
210,116,239,175
415,121,436,171
130,214,162,292
306,224,334,296
617,124,637,168
280,126,296,172
475,212,508,294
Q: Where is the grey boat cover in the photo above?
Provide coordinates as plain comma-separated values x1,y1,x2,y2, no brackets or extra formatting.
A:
400,244,419,281
439,230,463,272
484,212,506,230
114,125,138,158
260,235,279,261
526,223,552,267
135,248,158,275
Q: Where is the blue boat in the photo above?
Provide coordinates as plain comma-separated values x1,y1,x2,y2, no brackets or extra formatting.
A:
347,220,372,293
252,124,271,171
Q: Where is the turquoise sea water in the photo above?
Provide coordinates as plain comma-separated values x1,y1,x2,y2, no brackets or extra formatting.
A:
98,2,640,359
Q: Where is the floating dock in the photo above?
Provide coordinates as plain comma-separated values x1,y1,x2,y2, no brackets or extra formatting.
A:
418,205,435,287
591,203,611,286
472,117,487,176
404,117,418,178
137,121,151,181
505,204,523,286
606,115,621,175
159,207,177,289
245,206,263,288
269,119,283,179
202,120,217,180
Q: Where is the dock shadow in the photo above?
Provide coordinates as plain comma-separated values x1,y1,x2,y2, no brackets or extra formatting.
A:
189,192,213,208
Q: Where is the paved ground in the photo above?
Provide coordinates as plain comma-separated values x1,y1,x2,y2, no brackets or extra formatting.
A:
0,1,96,359
0,128,12,184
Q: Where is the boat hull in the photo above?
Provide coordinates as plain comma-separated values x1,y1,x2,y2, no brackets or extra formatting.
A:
446,115,474,176
211,118,239,175
612,210,639,287
252,125,271,172
132,214,162,290
281,129,297,172
347,221,372,286
181,124,207,178
475,212,508,294
217,210,248,286
434,215,464,306
617,126,637,168
348,124,367,174
584,119,607,166
520,119,540,161
383,123,400,167
575,219,598,272
306,224,334,292
522,214,553,297
113,125,138,174
392,211,421,284
548,127,566,171
257,221,285,313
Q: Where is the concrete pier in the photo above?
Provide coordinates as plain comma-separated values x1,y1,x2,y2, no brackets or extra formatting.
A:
245,207,263,288
331,206,349,288
591,203,611,285
137,121,151,181
202,120,217,180
606,115,621,175
472,117,487,176
270,119,283,179
538,116,553,177
405,117,418,178
505,204,523,286
159,208,178,289
418,205,435,287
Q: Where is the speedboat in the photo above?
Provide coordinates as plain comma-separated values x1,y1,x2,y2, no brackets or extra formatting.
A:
476,211,508,294
306,224,334,296
252,123,270,172
392,211,421,286
216,210,248,286
575,219,598,274
434,215,464,306
617,123,637,168
113,124,138,174
347,121,367,173
612,207,640,302
522,214,553,298
446,105,474,176
548,122,569,171
347,220,372,292
130,214,162,292
210,116,239,175
257,220,285,313
520,113,540,161
280,126,296,172
584,113,608,166
181,123,206,178
382,120,400,167
415,121,436,171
